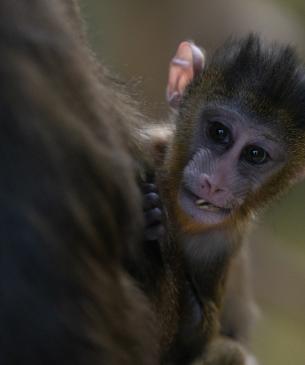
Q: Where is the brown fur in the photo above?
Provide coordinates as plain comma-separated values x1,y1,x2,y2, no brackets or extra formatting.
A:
152,35,305,365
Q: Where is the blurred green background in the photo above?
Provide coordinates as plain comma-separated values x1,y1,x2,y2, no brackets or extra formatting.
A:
79,1,305,364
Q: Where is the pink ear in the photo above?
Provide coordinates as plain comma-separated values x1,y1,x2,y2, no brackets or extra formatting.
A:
166,41,205,109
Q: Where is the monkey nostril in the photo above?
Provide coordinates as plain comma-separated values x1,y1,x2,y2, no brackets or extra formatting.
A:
201,183,209,190
209,185,224,196
200,174,213,194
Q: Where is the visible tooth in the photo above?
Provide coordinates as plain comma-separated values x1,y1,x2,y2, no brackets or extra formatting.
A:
197,202,220,212
196,199,206,206
208,206,219,212
196,198,221,212
198,205,209,211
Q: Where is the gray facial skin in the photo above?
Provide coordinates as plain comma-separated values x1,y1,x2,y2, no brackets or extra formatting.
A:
179,105,286,225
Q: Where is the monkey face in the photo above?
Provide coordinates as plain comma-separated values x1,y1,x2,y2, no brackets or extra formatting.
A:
178,104,286,226
164,35,305,232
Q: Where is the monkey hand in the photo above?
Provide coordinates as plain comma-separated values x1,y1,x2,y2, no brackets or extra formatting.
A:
142,182,165,242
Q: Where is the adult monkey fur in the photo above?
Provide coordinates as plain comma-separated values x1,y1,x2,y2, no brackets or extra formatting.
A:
0,1,158,364
147,35,305,364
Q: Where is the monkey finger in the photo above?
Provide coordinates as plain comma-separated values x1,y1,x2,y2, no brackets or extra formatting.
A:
143,192,161,211
144,208,162,226
141,183,157,194
144,224,165,241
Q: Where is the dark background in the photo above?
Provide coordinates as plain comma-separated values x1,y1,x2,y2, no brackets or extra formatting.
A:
79,1,305,363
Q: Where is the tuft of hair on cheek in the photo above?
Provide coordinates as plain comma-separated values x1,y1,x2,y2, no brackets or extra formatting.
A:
136,124,175,167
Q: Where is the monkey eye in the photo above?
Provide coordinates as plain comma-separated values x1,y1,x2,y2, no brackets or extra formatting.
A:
208,122,231,145
242,145,269,165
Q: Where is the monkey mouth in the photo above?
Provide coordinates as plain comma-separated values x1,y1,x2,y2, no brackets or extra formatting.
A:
186,188,231,213
195,198,224,212
179,187,232,225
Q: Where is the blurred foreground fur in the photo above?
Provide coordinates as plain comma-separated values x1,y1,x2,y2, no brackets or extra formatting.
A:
0,1,158,364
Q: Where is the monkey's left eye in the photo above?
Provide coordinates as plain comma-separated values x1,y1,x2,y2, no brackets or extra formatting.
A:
208,122,231,145
242,145,269,165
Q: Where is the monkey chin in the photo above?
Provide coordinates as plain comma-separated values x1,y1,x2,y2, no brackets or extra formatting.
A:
177,188,233,233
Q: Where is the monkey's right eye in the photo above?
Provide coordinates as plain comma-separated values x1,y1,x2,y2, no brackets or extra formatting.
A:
208,122,231,145
242,145,269,165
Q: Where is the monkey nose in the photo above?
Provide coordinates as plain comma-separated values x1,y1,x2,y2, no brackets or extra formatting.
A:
199,173,224,196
